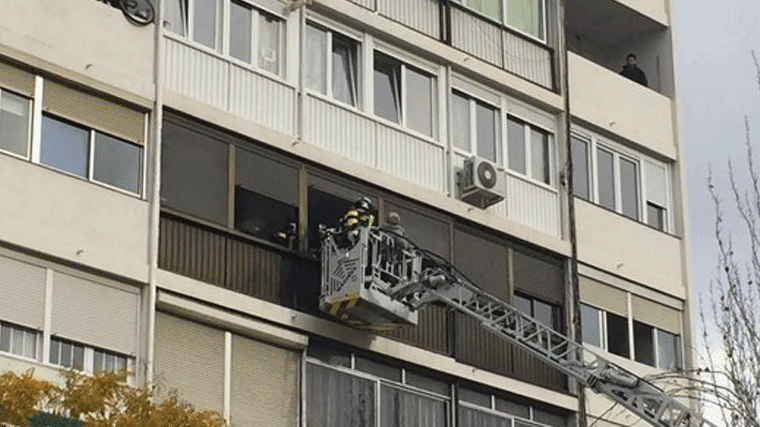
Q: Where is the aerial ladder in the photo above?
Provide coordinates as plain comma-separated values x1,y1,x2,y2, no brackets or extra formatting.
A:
319,225,715,427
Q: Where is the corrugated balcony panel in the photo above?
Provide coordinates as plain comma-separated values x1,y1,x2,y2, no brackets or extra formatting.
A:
304,96,375,166
159,215,227,287
227,237,281,303
455,312,513,376
451,7,503,68
377,0,440,39
506,175,560,237
376,123,447,193
511,346,566,391
347,0,376,10
164,37,229,111
502,31,553,88
229,64,296,136
388,304,450,355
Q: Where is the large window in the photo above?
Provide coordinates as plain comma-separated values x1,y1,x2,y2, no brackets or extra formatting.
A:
459,0,546,40
165,0,285,76
580,303,629,358
507,116,552,185
374,51,437,138
0,88,31,157
40,114,143,194
572,132,670,231
458,387,566,427
51,337,131,374
452,90,501,164
305,23,360,107
0,320,38,360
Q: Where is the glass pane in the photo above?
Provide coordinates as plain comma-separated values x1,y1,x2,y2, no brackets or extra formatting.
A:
193,0,217,49
571,136,589,199
93,133,142,193
374,52,401,123
23,331,35,359
115,355,127,372
305,24,327,94
459,406,511,427
60,341,72,367
259,13,281,75
465,0,502,21
620,158,639,220
306,363,375,427
40,115,89,178
406,371,450,396
49,339,60,365
11,328,24,356
514,294,532,316
506,0,543,39
634,321,655,366
533,408,566,427
164,0,187,36
0,325,10,352
0,91,30,157
73,344,84,370
606,312,629,358
105,353,116,372
229,1,252,63
657,330,681,370
495,397,530,418
451,92,471,152
533,299,553,328
94,350,104,374
381,385,447,427
355,356,401,382
476,102,499,163
580,304,602,347
458,387,491,408
235,148,299,247
530,128,550,184
647,202,666,231
596,148,615,210
332,34,358,106
507,117,525,174
406,67,435,137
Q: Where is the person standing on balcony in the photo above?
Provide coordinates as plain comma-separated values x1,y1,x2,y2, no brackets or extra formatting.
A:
620,53,648,87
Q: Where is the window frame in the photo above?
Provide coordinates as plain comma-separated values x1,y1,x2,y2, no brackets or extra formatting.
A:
0,87,33,160
456,0,548,43
572,130,671,231
0,320,39,360
40,113,145,196
372,47,439,140
304,20,362,108
451,88,502,165
506,114,554,187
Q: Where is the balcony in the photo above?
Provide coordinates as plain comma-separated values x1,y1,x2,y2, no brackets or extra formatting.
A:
0,0,154,98
569,52,675,158
575,199,685,299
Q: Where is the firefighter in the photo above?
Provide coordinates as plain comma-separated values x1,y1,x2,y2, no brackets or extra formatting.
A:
341,197,376,246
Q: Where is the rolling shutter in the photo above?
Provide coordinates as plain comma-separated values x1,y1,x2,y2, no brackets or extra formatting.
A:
0,61,35,97
230,334,300,427
579,275,627,317
154,313,225,413
51,272,139,355
0,254,46,329
632,295,681,334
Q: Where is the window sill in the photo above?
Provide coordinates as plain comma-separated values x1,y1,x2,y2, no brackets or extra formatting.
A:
573,196,677,238
36,161,144,200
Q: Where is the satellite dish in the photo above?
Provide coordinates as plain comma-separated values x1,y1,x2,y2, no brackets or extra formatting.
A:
118,0,155,26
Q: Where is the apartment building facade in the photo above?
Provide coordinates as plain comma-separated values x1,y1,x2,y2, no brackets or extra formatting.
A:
0,0,691,426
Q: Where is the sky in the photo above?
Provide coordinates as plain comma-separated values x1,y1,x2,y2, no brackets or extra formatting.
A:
675,0,760,335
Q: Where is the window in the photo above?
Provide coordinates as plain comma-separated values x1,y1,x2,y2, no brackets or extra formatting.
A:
374,51,437,138
459,0,546,40
93,348,129,374
0,89,31,157
507,116,552,185
40,115,143,194
514,294,561,331
49,338,85,370
166,0,285,76
580,303,629,358
305,23,360,107
452,91,501,164
572,131,670,230
0,321,37,359
458,386,566,427
634,321,682,370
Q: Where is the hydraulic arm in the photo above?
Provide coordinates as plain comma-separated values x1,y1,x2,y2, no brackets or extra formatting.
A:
319,226,715,427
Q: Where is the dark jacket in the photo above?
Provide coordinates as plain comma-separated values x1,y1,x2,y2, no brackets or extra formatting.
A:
620,64,648,87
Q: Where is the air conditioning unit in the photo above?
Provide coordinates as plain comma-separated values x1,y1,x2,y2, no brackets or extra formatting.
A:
459,156,506,209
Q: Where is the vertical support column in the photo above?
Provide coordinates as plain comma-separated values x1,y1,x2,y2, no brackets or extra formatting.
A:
42,268,54,364
224,331,232,423
30,75,43,164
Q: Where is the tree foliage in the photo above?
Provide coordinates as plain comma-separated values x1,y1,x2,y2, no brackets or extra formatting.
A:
0,369,227,427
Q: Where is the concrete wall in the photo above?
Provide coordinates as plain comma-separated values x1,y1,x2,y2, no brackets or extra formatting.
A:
0,155,149,282
575,199,685,298
615,0,669,27
0,0,154,100
569,52,676,158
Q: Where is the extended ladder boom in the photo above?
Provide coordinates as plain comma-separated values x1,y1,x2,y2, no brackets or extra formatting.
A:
319,227,714,427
